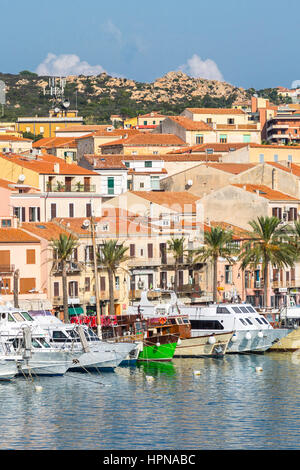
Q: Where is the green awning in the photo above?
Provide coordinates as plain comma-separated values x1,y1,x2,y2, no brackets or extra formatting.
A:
68,307,84,316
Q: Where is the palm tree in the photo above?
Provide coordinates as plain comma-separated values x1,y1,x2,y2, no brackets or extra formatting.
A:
167,237,185,292
238,216,296,307
194,226,237,303
50,234,79,323
97,240,130,316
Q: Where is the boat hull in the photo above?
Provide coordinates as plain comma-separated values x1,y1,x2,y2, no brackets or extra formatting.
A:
18,351,72,376
269,328,300,351
226,328,290,353
0,358,18,381
138,334,178,362
174,332,233,357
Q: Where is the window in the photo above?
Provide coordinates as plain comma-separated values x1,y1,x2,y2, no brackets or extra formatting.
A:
51,203,57,219
14,207,25,222
255,317,263,325
29,207,40,222
124,162,130,167
143,121,147,125
228,118,235,124
259,154,264,163
130,244,135,257
225,265,232,284
115,276,120,290
233,307,242,313
196,135,204,144
239,318,248,326
145,161,152,168
1,219,11,227
219,134,227,143
100,277,106,291
274,154,278,162
216,306,230,314
140,182,144,188
20,278,36,294
54,282,59,297
69,203,74,218
148,244,153,259
206,118,212,124
26,249,36,265
243,134,251,143
190,320,224,330
288,155,292,162
245,318,253,325
150,176,160,190
84,277,90,292
68,281,78,297
40,126,44,134
107,177,114,195
86,203,91,218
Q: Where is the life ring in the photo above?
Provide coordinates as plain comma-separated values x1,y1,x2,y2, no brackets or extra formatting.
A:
159,317,167,325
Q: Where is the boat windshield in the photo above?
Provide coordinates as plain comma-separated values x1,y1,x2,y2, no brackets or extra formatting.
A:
38,337,51,348
32,338,42,348
12,312,26,322
21,312,34,321
7,313,16,322
87,328,100,341
239,318,248,326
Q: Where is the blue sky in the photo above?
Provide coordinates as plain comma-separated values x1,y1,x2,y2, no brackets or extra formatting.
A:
2,0,299,89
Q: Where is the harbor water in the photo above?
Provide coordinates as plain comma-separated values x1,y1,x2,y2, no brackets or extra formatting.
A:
2,352,300,450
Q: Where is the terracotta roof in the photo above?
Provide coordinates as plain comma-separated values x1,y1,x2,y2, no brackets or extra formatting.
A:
232,184,299,201
138,112,166,118
249,143,300,149
210,221,248,239
129,191,200,212
0,178,15,189
56,125,113,133
100,133,186,148
266,162,300,178
82,154,128,170
215,124,259,130
204,163,256,174
167,142,248,154
0,228,40,243
166,116,213,131
0,153,98,176
21,222,73,241
53,210,151,236
33,137,77,149
0,135,32,142
185,108,246,115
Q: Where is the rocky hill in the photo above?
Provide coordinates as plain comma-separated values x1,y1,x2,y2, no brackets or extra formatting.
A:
0,70,288,124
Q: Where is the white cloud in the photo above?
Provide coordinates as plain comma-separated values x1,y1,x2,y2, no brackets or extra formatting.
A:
179,54,224,81
36,53,106,76
291,80,300,89
102,20,122,45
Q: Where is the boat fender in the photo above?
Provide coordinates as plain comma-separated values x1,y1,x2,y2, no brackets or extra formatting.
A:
177,338,182,345
156,342,160,347
245,332,252,340
255,366,263,372
208,336,216,345
231,334,238,343
193,370,201,376
258,331,264,338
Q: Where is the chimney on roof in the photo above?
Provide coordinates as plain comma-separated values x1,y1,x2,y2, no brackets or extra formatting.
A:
272,168,278,190
54,163,60,174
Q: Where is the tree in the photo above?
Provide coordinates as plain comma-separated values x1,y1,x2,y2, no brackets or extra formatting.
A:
50,234,79,323
194,227,237,302
238,216,296,307
97,240,130,316
167,237,186,292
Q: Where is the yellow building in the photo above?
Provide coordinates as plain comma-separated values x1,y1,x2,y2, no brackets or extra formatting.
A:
16,109,83,138
124,116,138,129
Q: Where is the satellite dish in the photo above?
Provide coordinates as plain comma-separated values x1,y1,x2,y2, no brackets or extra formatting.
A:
54,107,60,113
19,174,26,182
187,179,193,186
82,219,90,228
62,99,70,109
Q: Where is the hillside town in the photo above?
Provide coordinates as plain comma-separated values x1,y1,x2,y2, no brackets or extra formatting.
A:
0,87,300,322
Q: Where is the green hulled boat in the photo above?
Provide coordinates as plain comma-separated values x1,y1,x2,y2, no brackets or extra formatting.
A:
138,334,179,362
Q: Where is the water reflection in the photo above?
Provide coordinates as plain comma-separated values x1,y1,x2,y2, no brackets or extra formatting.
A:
1,354,300,449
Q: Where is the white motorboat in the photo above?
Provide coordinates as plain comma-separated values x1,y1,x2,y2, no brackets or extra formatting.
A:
27,310,137,370
0,342,21,380
128,291,290,353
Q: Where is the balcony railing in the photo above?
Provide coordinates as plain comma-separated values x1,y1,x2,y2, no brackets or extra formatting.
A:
0,265,15,274
47,184,96,193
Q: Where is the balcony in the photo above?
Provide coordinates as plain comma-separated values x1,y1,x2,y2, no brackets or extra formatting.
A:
52,262,82,274
127,258,162,268
46,183,96,193
0,265,15,274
